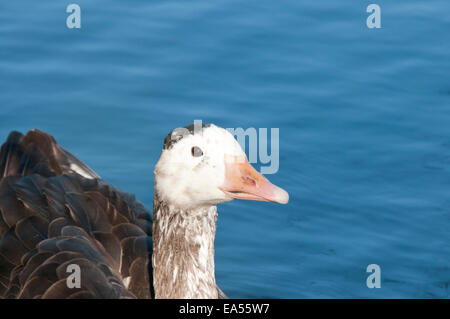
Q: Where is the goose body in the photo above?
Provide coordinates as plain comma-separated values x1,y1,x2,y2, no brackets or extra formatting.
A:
0,125,288,299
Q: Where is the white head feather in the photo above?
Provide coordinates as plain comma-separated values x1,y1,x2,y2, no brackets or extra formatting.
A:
154,124,244,210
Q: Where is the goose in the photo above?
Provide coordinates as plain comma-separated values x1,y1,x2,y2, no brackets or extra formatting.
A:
0,124,288,299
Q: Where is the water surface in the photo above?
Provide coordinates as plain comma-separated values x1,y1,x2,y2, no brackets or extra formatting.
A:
0,0,449,298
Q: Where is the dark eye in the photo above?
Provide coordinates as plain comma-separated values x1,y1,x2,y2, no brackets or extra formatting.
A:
191,146,203,157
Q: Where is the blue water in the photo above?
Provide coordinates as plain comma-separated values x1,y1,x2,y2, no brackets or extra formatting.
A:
1,1,449,298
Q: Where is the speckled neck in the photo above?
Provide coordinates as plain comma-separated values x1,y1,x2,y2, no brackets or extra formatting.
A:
152,193,218,299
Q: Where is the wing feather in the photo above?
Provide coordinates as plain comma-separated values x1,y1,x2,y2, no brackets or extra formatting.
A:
0,130,153,298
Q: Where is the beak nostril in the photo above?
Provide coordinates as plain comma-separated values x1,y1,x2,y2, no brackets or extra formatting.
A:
242,176,256,186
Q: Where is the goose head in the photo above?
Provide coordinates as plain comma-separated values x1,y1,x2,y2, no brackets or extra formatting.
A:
154,124,289,210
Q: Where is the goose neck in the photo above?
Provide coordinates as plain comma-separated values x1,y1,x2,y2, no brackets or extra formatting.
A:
152,196,218,298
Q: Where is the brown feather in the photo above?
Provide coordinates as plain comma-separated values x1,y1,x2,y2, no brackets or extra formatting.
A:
0,130,153,298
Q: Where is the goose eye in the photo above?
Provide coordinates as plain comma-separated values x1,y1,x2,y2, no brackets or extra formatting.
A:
191,146,203,157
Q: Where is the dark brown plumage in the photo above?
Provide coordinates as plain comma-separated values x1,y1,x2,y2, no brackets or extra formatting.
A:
0,129,153,299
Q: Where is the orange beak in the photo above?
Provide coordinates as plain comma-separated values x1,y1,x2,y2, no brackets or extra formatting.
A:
219,155,289,204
